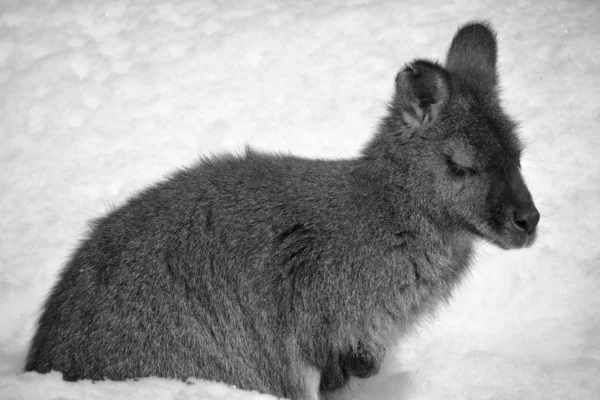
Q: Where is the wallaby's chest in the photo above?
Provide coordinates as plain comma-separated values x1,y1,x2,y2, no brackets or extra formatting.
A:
381,231,474,320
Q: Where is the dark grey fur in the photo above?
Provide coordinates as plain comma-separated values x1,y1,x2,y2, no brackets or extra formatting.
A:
25,22,539,399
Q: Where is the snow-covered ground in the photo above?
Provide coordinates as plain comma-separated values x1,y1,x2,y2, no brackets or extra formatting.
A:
1,0,599,399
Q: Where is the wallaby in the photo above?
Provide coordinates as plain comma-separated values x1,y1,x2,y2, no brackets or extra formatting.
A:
25,21,539,400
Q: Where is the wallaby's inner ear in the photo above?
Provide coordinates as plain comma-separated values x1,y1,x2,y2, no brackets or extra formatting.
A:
446,21,498,94
394,60,450,132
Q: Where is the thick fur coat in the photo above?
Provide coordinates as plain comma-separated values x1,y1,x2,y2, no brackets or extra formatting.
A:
26,22,539,400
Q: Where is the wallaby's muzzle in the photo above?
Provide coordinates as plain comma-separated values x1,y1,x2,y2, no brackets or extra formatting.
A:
492,167,540,249
510,203,539,235
507,201,539,248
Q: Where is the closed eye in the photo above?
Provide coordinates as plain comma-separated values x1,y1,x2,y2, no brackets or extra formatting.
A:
446,157,477,178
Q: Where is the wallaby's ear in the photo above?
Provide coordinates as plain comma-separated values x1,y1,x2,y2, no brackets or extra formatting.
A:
394,60,450,134
446,21,498,94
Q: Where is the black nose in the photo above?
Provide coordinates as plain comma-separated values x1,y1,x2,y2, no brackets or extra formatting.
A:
512,207,540,234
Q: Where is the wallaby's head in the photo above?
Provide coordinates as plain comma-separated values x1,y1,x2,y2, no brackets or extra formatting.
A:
369,22,539,249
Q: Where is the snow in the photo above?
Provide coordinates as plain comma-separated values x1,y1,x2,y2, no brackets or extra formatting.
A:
1,0,599,399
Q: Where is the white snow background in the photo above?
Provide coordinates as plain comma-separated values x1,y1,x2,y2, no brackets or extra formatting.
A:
1,0,599,399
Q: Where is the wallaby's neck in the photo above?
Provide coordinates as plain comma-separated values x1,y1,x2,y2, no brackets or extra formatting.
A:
349,137,475,255
349,146,428,229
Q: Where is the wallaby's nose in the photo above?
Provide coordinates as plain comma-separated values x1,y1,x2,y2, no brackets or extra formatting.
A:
512,206,540,234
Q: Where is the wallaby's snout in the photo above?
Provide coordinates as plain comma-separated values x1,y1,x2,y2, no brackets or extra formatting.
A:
508,199,539,250
511,203,539,236
495,167,540,248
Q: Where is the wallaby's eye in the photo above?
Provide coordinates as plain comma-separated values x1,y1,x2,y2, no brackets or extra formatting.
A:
446,157,477,178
